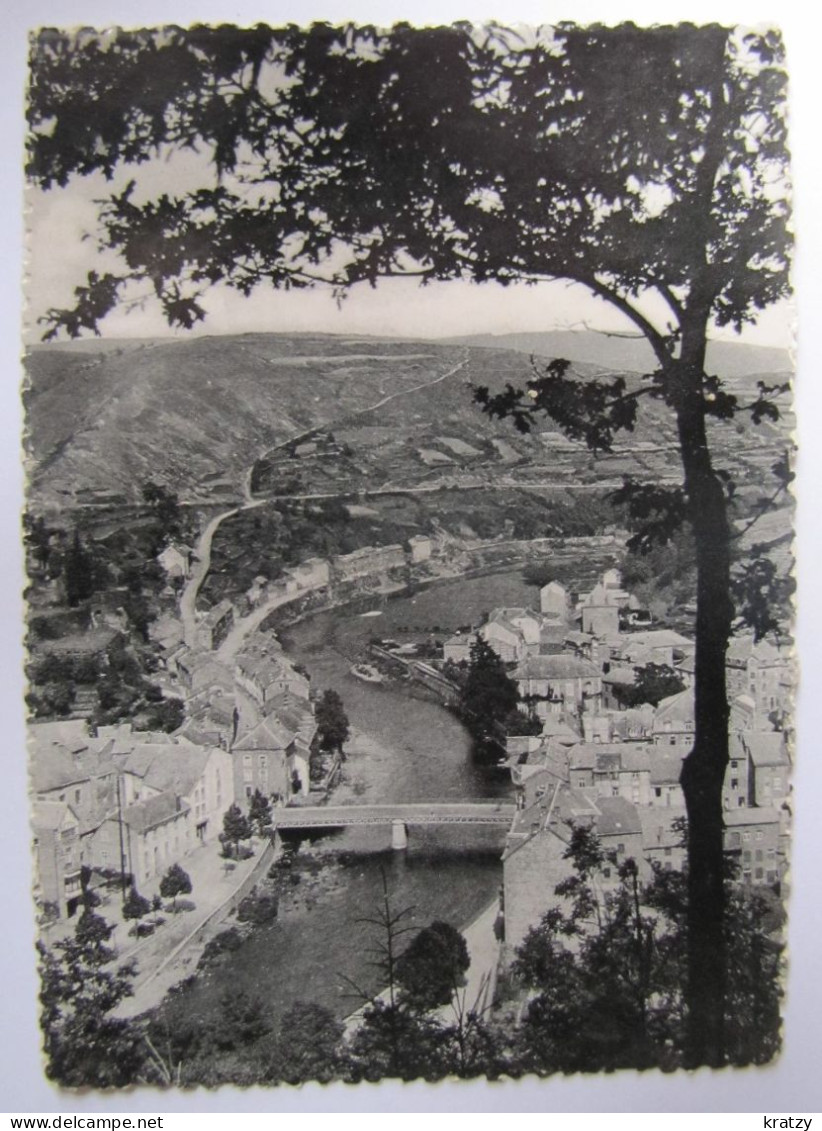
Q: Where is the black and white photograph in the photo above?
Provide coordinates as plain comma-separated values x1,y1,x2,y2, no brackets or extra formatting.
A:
8,5,821,1109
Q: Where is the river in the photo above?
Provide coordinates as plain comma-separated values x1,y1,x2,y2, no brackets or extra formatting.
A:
174,571,531,1027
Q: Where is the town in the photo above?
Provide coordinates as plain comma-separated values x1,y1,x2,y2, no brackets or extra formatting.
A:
28,490,793,1001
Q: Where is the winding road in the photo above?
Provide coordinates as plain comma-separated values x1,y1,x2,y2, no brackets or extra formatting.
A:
179,354,468,650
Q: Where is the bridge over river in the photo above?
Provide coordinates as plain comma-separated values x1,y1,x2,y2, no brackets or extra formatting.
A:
273,802,516,849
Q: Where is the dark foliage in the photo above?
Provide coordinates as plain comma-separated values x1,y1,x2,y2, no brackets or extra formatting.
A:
396,920,470,1012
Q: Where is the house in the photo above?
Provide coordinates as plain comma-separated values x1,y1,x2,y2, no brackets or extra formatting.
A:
502,787,641,948
232,717,295,802
723,807,782,885
618,629,695,669
176,650,235,701
648,748,685,808
723,732,750,810
282,557,330,591
740,731,790,809
580,583,620,638
567,742,652,806
157,542,194,579
333,544,406,582
116,741,232,846
639,806,688,872
539,581,570,621
31,801,83,919
443,633,472,665
479,613,524,662
726,636,793,727
652,688,695,751
43,627,122,667
513,654,603,719
92,793,193,889
245,575,270,608
407,535,433,564
180,691,238,750
234,651,311,713
196,599,235,651
29,724,119,841
601,666,640,710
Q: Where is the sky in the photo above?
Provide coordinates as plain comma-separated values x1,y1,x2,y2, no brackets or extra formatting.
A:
24,57,794,351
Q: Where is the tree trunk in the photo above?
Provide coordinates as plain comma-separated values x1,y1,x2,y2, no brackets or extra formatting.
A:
672,341,735,1068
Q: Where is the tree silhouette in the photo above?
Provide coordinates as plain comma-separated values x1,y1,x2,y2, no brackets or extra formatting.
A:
458,634,521,759
315,688,350,755
248,788,273,837
159,862,192,910
26,23,792,1066
37,910,143,1086
221,802,253,859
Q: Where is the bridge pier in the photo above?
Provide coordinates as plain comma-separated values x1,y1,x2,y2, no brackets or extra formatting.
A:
391,819,408,851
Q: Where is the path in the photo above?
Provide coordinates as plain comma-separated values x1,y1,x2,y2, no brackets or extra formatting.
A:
179,354,468,648
113,837,272,1019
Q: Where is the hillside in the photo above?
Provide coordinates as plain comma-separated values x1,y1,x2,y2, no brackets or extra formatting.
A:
444,330,792,380
23,331,792,514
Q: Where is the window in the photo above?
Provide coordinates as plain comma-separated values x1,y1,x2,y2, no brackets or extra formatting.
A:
756,830,763,840
731,760,738,770
654,787,662,798
74,789,81,804
617,842,625,854
664,846,672,857
731,778,739,790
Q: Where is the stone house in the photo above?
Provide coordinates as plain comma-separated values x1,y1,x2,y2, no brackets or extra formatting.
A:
740,731,790,809
618,629,695,669
407,534,433,563
282,557,330,591
724,806,782,885
196,599,235,651
502,787,642,948
514,654,603,719
580,583,620,638
726,636,793,727
652,688,695,751
31,800,83,919
567,742,653,807
539,580,570,621
648,748,685,808
157,542,194,580
116,741,232,847
639,806,688,873
232,717,295,802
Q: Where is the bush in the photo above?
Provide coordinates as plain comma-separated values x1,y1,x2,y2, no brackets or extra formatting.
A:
128,922,155,939
237,892,279,926
199,927,244,969
165,898,196,914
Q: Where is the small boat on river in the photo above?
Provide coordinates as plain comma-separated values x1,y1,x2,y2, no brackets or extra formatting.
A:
350,662,384,684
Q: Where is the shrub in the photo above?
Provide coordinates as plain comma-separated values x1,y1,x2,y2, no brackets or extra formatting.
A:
128,922,155,939
199,927,244,968
165,898,196,914
237,893,278,926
